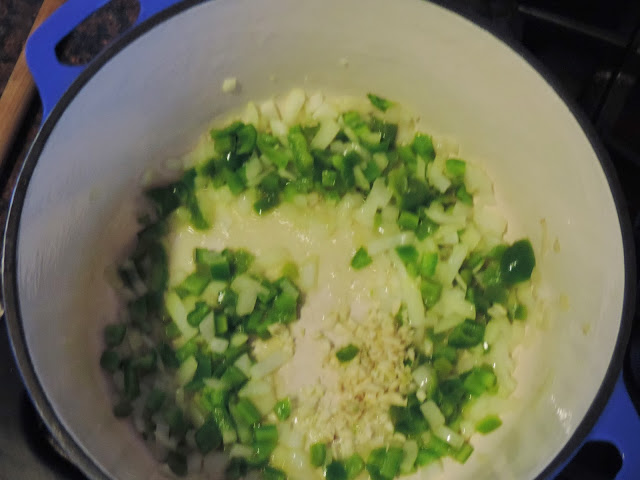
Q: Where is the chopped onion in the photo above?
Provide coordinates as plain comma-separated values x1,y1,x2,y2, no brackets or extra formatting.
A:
436,243,468,286
311,119,340,150
155,422,177,449
432,288,475,333
400,440,419,474
412,364,436,392
433,425,464,449
234,354,253,377
306,92,323,115
165,291,198,340
402,274,426,327
209,336,230,354
250,350,290,379
176,358,197,387
368,232,414,255
474,205,507,237
434,225,460,245
355,178,393,227
312,102,339,121
270,118,288,141
425,202,467,229
244,156,265,187
242,101,260,126
198,312,215,342
281,88,306,125
231,274,265,316
427,158,451,193
299,256,319,292
229,444,253,458
421,400,445,428
259,99,280,123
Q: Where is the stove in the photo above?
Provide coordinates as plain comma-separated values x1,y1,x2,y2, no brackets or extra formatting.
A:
0,0,639,479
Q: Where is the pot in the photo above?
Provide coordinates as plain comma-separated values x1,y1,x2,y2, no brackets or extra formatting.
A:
2,0,639,479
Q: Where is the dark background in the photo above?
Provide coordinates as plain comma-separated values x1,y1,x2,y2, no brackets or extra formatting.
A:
0,0,639,479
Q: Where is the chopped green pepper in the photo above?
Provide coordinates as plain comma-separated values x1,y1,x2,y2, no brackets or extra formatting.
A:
351,247,373,270
336,344,360,363
501,239,536,285
367,93,394,112
310,442,327,467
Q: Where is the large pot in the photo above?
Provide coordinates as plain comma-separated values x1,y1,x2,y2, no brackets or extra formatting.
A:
3,0,639,479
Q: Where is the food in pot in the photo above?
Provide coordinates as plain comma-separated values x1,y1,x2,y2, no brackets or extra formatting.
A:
100,89,538,479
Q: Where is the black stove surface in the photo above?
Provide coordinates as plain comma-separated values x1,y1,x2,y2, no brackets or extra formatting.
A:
1,1,639,479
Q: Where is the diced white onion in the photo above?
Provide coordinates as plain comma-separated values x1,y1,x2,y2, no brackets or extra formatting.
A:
487,303,508,319
380,205,400,226
270,118,288,141
244,156,265,187
436,243,468,286
368,232,414,255
311,119,341,150
465,163,494,200
434,224,460,245
221,77,237,93
401,274,426,327
182,136,217,169
420,400,445,428
432,288,475,333
231,274,264,316
209,336,229,354
412,364,436,392
203,378,227,390
299,256,319,292
312,102,339,121
270,445,315,478
433,424,464,449
425,202,467,229
427,158,451,193
177,357,197,386
188,404,206,429
281,88,306,125
461,225,482,251
229,444,253,458
260,99,280,122
165,291,198,340
422,337,434,356
198,312,215,342
230,332,249,347
242,101,260,126
278,424,304,449
355,178,393,227
234,353,251,377
306,92,323,115
474,206,507,237
250,350,290,379
373,152,389,171
400,440,419,474
155,422,177,449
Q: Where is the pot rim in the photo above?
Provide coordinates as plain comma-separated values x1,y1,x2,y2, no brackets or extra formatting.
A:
1,1,636,479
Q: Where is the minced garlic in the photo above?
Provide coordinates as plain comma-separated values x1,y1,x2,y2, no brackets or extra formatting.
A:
295,304,413,458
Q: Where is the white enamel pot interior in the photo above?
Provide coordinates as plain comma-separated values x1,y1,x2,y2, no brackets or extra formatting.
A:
2,0,633,479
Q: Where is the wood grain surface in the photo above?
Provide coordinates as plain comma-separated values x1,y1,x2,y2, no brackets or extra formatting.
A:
0,0,65,169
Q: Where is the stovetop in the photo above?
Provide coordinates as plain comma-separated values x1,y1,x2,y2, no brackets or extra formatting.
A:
0,0,639,479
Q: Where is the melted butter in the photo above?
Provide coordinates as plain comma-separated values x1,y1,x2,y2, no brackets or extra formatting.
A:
164,188,405,394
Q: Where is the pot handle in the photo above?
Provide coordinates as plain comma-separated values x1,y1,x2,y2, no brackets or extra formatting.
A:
574,374,640,479
25,0,184,121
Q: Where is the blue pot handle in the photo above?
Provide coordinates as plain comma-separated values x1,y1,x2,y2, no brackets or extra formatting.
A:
554,373,640,479
25,0,184,121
